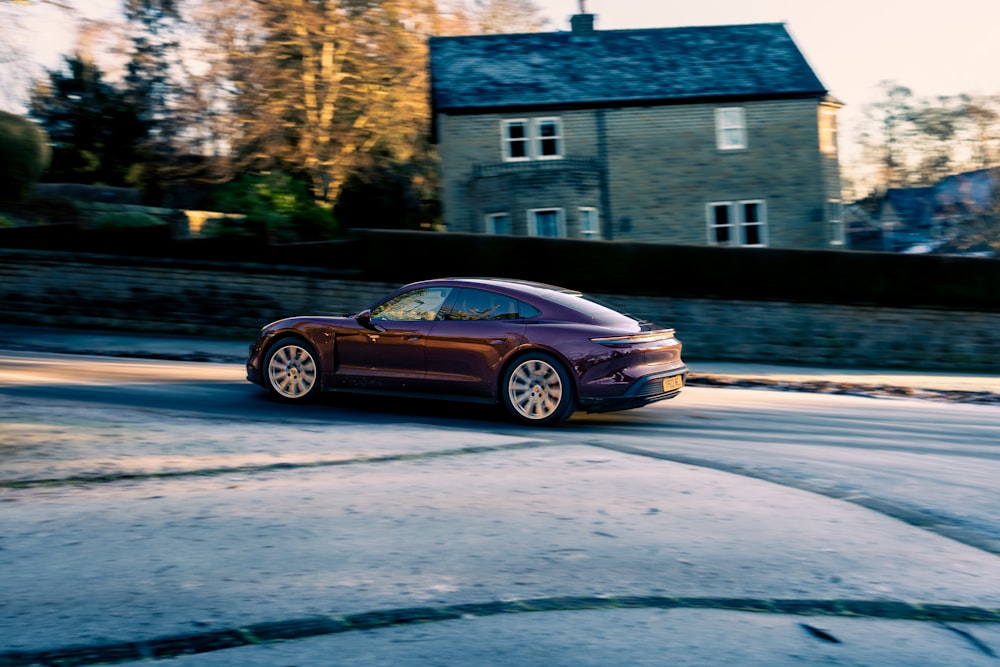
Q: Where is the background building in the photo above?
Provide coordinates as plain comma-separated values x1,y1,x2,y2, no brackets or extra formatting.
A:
430,11,843,248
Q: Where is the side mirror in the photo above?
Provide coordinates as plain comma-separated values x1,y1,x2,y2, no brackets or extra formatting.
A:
356,309,372,326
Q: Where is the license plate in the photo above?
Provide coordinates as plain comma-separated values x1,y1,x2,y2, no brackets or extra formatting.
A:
662,375,684,392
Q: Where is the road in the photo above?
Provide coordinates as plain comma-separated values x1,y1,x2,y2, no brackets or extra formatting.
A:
2,351,999,665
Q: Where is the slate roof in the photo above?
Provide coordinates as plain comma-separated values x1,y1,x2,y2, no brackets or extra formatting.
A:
429,22,828,114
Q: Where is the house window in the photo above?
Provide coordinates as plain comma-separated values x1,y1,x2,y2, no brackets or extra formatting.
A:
528,208,565,237
716,107,747,150
502,120,530,161
485,212,512,235
501,118,563,161
827,199,845,246
536,118,562,159
579,207,600,238
707,200,768,247
819,107,838,155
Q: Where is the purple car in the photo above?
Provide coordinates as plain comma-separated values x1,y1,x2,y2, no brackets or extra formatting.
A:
246,278,686,425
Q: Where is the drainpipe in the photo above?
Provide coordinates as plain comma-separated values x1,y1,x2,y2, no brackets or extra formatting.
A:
597,109,613,240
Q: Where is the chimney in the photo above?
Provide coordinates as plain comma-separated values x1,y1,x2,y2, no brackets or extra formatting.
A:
570,0,595,37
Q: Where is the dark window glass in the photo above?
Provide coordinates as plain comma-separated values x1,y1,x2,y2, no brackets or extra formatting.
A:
714,206,729,226
445,288,520,321
518,301,541,318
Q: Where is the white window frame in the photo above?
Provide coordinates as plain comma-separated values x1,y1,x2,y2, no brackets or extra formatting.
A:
501,119,531,162
819,107,838,155
485,212,512,235
706,200,768,247
827,199,845,246
716,107,747,150
500,117,564,161
578,206,600,238
528,208,566,238
535,117,563,160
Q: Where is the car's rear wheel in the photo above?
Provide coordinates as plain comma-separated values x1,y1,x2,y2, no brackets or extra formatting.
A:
265,337,319,400
501,353,575,425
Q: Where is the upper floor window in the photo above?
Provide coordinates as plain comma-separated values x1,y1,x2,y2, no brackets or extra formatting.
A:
819,107,838,155
528,208,566,237
716,107,746,150
501,118,563,161
579,207,600,238
707,200,768,247
535,118,562,159
502,120,530,161
485,212,512,235
827,199,845,246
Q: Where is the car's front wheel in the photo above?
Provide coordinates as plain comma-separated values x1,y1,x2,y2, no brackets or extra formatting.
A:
264,337,320,400
501,353,575,425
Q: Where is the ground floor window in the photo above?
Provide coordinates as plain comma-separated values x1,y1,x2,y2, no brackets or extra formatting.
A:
706,200,768,247
579,207,600,238
827,199,845,246
528,208,565,237
485,212,512,235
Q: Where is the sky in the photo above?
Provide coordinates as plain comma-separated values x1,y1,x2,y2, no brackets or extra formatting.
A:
11,0,1000,142
534,0,1000,132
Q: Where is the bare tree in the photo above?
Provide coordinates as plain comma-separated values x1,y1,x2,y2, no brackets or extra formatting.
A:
439,0,550,35
960,94,1000,170
861,81,915,189
188,0,439,207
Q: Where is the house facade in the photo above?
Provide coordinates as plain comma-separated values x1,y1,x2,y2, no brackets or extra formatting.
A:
429,13,844,248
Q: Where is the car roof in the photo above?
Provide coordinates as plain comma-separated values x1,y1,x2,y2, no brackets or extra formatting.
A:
415,277,580,298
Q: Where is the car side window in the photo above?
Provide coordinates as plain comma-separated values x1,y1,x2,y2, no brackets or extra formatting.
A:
444,288,523,321
371,287,452,321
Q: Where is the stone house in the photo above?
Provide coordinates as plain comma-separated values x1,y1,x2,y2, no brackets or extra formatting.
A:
428,11,844,248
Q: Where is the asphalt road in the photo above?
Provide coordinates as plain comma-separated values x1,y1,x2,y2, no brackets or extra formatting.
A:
2,351,999,665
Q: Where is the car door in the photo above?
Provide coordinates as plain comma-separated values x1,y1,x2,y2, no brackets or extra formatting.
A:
423,287,529,399
334,286,452,393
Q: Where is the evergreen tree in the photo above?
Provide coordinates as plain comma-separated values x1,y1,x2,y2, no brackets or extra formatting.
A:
27,54,147,186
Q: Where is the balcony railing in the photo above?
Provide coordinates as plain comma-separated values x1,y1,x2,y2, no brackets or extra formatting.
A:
472,157,603,178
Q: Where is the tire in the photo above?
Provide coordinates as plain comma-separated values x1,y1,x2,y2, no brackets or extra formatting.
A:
501,352,575,425
264,337,320,401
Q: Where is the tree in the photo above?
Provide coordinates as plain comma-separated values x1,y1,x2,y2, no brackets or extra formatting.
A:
440,0,550,35
908,96,961,184
27,54,147,186
198,0,438,210
0,109,50,199
123,0,184,200
860,81,915,189
959,94,1000,170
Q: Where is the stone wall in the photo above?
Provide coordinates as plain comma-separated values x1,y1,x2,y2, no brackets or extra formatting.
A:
2,249,998,371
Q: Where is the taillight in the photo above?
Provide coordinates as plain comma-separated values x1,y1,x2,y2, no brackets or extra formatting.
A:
591,330,675,346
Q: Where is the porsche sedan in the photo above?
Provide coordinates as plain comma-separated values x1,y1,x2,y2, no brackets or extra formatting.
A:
246,278,686,425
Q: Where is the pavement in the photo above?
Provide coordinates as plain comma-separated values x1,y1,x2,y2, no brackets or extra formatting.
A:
2,323,1000,666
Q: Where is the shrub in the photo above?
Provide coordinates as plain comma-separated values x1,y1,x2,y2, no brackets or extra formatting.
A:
0,111,51,201
89,211,164,229
211,171,338,241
